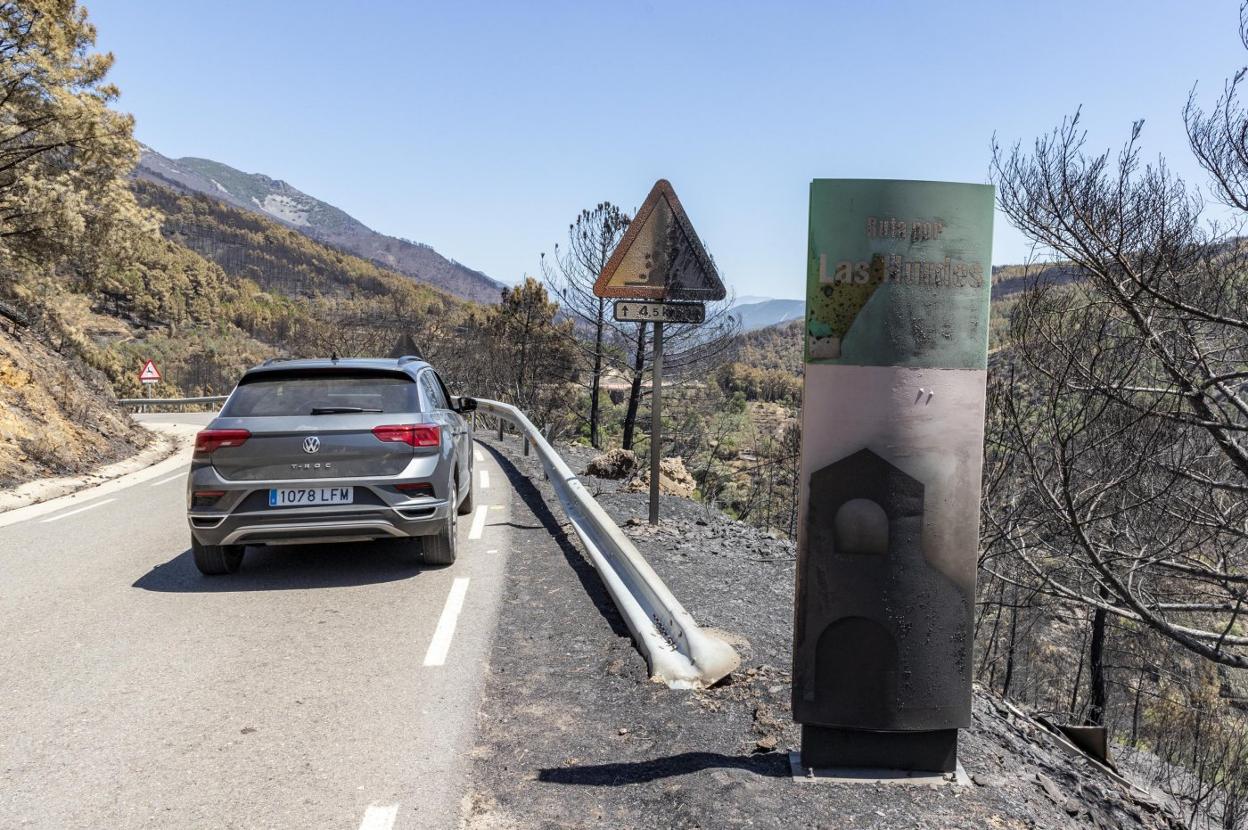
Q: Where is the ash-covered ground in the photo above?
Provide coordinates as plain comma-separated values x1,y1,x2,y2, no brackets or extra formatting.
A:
460,435,1187,830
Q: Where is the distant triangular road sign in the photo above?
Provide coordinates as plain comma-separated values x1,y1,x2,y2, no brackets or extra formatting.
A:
594,179,726,301
138,359,161,383
389,332,422,359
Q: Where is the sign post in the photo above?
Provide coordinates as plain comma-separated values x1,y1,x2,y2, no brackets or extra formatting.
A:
792,179,993,776
137,359,161,412
594,179,725,524
648,320,663,524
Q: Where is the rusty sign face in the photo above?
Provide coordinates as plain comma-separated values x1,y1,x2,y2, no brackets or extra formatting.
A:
594,179,726,301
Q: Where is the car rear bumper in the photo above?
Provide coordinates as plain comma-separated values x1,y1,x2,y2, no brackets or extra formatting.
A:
189,499,452,547
185,459,455,547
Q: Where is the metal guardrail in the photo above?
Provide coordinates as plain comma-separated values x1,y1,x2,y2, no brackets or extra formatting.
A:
475,398,740,689
117,395,229,408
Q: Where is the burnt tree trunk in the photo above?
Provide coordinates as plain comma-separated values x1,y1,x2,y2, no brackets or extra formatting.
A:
1087,593,1109,726
622,322,648,450
589,297,605,449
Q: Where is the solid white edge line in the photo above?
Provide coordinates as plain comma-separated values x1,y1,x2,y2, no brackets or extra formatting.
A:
423,578,470,667
358,803,398,830
479,469,490,489
149,472,185,487
39,497,117,523
468,505,489,539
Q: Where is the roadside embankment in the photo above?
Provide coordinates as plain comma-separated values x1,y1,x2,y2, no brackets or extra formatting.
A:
461,434,1187,830
0,329,151,493
0,326,208,512
0,420,195,514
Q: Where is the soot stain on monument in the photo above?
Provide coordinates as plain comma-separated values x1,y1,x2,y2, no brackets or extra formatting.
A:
792,448,972,732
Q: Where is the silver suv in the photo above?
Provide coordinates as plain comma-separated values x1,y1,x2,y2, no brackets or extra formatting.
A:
186,357,477,575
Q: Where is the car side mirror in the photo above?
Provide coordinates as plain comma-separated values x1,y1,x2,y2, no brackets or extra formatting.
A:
456,396,478,413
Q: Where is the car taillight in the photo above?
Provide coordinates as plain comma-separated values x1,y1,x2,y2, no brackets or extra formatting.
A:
191,490,226,508
194,429,251,454
395,482,434,497
372,424,440,448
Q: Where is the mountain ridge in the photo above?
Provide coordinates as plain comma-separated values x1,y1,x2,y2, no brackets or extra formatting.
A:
134,146,505,304
729,297,805,331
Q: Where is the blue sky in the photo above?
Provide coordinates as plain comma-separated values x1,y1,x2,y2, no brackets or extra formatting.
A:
88,1,1244,299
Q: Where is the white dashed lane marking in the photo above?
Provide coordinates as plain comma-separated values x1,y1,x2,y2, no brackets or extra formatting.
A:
468,506,489,540
479,469,490,489
423,578,470,667
149,472,185,487
39,498,116,523
473,448,484,462
358,803,398,830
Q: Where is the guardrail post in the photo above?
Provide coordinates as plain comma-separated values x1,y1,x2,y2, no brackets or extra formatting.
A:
471,411,476,431
523,434,530,456
497,417,504,441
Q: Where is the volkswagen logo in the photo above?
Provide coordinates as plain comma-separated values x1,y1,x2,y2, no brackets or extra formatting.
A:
302,436,321,454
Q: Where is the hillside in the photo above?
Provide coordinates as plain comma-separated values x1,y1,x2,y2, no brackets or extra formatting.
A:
0,321,147,488
735,317,804,374
135,146,504,304
991,262,1079,299
133,180,464,309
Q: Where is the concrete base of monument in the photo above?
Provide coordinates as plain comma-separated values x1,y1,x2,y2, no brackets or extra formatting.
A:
788,753,970,786
792,726,968,785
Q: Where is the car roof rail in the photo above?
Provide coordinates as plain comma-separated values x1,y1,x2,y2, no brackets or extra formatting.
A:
397,355,423,365
260,356,290,366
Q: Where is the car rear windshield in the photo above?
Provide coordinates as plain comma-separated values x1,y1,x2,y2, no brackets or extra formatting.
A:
222,371,419,417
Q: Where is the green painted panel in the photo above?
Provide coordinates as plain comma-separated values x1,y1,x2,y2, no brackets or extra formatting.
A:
805,179,994,369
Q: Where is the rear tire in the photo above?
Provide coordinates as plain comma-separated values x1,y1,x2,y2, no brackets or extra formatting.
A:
192,538,245,575
457,468,475,516
423,481,459,566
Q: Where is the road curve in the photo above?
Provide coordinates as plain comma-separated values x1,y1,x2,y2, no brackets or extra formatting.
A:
0,414,516,830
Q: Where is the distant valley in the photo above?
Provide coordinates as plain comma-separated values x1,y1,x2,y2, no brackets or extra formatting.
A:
729,296,805,331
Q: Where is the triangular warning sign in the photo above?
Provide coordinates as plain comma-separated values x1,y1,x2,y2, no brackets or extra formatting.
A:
594,180,726,301
138,359,161,383
389,332,422,359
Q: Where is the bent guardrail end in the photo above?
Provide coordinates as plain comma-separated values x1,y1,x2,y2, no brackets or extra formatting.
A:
652,632,742,690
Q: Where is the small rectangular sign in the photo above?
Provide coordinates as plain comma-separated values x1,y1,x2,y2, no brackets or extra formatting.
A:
269,487,354,507
613,300,705,324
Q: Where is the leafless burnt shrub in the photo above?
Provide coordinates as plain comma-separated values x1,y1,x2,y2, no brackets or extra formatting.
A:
986,43,1248,672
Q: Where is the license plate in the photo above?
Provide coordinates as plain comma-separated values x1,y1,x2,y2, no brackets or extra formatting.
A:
268,487,354,507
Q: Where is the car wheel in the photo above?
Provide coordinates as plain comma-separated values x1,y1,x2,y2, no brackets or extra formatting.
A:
423,481,459,566
192,538,245,575
457,468,475,516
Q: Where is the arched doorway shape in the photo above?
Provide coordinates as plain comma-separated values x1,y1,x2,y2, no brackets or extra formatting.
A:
814,615,898,724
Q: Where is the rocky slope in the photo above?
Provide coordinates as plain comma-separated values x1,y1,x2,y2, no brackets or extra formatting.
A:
135,146,504,304
0,326,147,489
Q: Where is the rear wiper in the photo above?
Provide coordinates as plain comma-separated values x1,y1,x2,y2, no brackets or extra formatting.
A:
310,406,383,415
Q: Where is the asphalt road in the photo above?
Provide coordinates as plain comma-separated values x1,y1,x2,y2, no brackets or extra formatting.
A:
0,413,518,830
